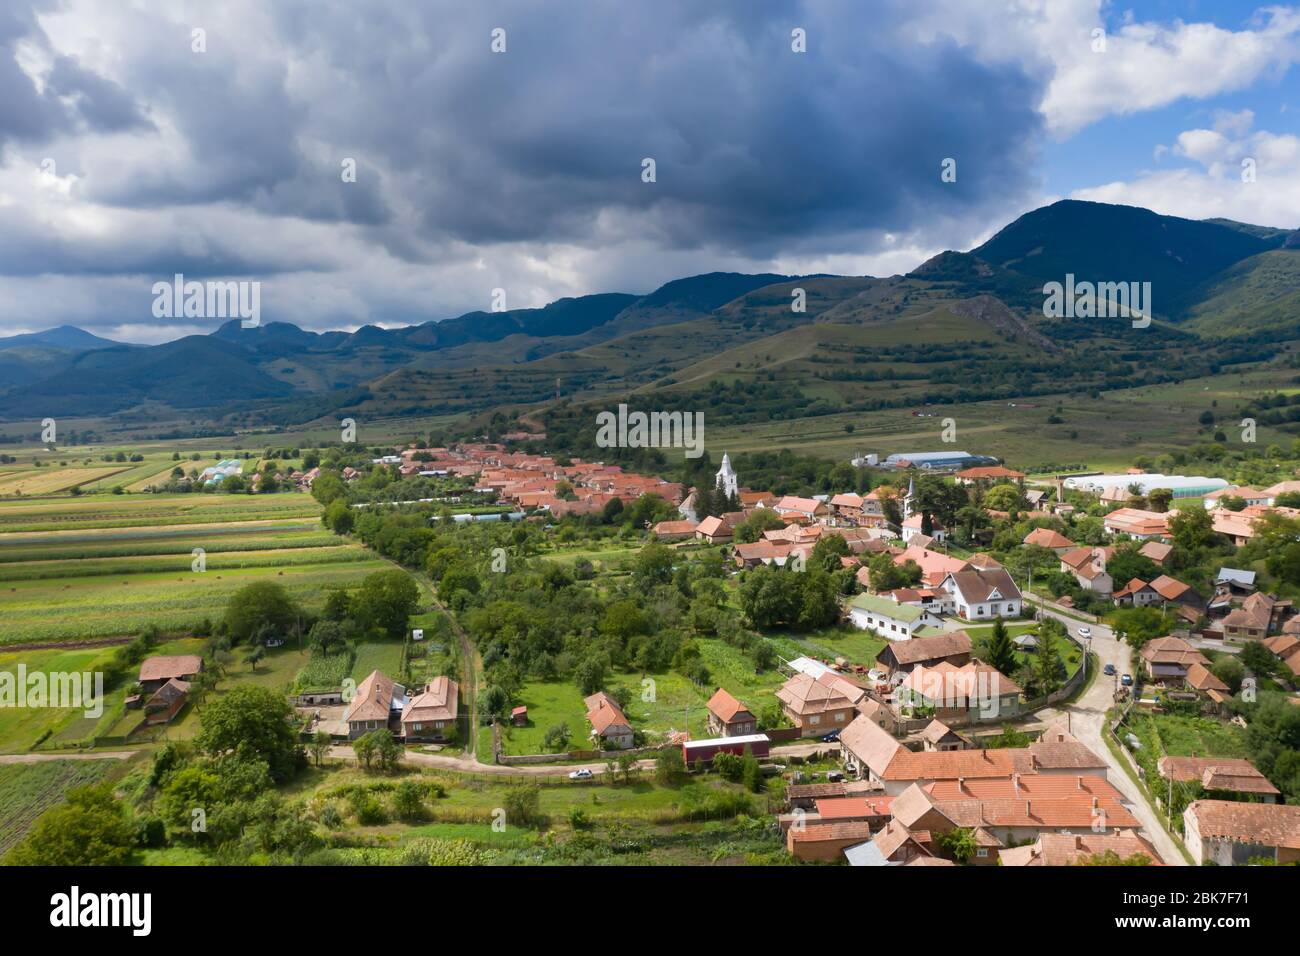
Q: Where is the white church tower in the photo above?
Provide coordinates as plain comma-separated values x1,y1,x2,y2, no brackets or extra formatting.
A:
716,452,739,499
903,475,916,521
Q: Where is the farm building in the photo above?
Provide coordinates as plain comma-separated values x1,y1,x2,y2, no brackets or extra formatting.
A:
1063,473,1228,499
682,733,770,767
138,655,204,695
881,451,999,471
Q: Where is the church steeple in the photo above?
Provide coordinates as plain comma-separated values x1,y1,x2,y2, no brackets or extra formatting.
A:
716,452,738,499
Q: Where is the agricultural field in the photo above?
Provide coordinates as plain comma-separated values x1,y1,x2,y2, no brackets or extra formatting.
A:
0,494,387,646
0,759,121,855
0,466,130,496
705,364,1299,474
0,637,204,752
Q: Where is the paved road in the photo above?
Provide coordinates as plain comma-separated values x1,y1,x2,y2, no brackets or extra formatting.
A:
1028,599,1187,866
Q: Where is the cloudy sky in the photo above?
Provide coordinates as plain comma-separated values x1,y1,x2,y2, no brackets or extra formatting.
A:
2,0,1299,343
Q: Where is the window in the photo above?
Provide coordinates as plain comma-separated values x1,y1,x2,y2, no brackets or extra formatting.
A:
976,848,988,858
810,715,821,725
835,712,845,722
412,722,422,731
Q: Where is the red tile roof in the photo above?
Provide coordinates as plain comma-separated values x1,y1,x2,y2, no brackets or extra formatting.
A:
706,687,753,723
1186,800,1300,849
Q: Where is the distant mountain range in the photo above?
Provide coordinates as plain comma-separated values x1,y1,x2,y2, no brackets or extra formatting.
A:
1,200,1296,426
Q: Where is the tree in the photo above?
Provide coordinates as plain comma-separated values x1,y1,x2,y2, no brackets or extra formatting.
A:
503,784,542,827
655,745,685,785
307,619,352,657
4,783,135,866
1168,506,1214,553
1210,656,1245,694
983,483,1024,512
543,723,572,752
1239,641,1277,681
309,730,332,767
353,730,399,772
392,779,426,821
915,475,968,528
243,644,266,672
353,569,420,639
574,656,609,696
324,498,354,534
223,581,300,644
617,750,639,784
1033,628,1064,695
158,765,223,836
934,826,977,864
632,541,675,589
1105,548,1161,588
196,684,302,783
983,619,1018,675
866,552,921,592
1243,696,1300,802
738,565,801,629
797,566,841,631
1147,487,1174,513
353,732,378,770
311,471,347,506
732,508,785,544
1267,541,1300,587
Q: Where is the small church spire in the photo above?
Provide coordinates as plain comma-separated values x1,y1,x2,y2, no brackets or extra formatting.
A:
716,451,738,498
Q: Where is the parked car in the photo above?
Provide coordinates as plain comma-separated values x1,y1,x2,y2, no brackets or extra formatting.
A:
1121,673,1133,686
1103,663,1116,676
1077,626,1092,639
826,771,844,783
568,768,593,780
820,729,841,743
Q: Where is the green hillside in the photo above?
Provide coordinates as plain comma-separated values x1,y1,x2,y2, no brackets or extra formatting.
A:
1183,249,1300,337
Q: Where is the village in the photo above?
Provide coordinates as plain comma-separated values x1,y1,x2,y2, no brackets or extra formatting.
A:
163,436,1300,868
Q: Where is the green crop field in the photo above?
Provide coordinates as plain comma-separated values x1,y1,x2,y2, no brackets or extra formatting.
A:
0,494,386,646
0,759,119,854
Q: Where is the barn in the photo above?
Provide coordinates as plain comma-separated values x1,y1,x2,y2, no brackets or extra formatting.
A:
682,733,770,767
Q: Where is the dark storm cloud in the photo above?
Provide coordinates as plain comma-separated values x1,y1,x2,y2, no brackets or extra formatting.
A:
0,0,1050,336
256,0,1044,256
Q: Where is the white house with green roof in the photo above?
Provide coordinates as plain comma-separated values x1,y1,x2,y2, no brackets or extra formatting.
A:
848,592,945,641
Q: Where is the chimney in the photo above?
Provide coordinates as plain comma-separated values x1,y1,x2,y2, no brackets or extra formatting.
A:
1074,835,1083,849
1025,800,1032,819
1077,775,1083,790
1091,796,1099,812
1012,772,1020,794
957,776,965,794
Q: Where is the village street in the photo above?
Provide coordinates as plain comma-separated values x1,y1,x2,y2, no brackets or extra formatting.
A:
1028,599,1187,865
